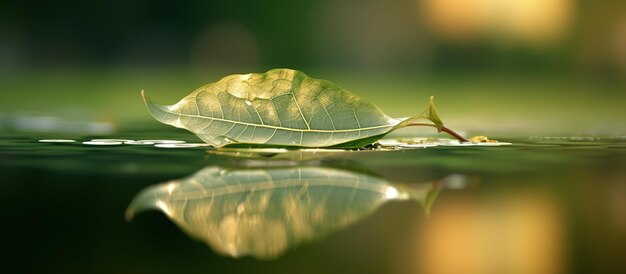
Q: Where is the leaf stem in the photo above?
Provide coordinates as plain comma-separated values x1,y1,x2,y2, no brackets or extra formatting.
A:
407,122,469,142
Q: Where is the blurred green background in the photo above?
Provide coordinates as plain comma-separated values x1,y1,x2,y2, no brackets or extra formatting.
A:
1,0,625,136
2,2,626,274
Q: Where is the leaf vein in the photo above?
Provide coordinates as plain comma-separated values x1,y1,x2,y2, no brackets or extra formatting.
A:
290,92,310,130
317,97,336,130
153,103,392,134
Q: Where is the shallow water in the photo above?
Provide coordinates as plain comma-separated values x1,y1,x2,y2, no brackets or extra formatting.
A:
2,131,625,274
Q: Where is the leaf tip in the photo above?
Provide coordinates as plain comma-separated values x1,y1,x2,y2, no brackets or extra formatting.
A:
425,95,443,128
141,90,154,108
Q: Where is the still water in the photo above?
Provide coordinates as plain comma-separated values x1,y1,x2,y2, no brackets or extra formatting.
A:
2,131,625,274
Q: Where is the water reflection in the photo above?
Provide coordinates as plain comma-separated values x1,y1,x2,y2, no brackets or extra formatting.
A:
126,164,460,259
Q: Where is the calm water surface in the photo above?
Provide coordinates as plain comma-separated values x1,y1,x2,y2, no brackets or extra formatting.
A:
2,131,625,274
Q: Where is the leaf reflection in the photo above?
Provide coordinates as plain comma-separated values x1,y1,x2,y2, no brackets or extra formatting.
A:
126,165,451,259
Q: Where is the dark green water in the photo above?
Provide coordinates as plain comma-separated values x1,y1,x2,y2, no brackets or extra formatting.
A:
2,131,625,274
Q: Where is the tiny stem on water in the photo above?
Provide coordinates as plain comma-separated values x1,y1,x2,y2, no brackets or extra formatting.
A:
407,122,469,142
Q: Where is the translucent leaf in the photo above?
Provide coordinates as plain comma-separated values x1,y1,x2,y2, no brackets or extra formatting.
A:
142,69,439,148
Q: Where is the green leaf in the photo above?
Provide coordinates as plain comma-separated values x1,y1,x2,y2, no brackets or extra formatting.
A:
126,165,441,259
142,68,442,148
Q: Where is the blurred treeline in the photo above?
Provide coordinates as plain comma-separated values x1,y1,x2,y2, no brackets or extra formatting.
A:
2,0,625,79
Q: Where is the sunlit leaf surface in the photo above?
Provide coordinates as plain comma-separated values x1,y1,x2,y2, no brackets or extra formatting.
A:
143,69,438,148
126,165,442,259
